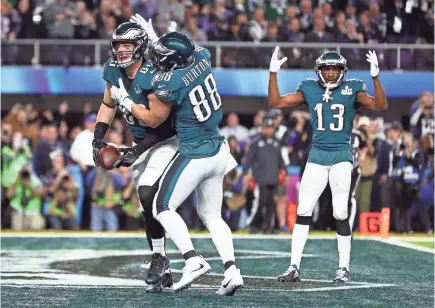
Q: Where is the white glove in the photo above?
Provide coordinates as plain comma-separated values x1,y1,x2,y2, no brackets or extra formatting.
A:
130,14,158,44
111,78,134,112
366,50,379,78
269,46,288,73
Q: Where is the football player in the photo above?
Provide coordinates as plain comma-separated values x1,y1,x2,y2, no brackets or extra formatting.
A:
92,21,177,292
268,47,387,282
112,16,243,295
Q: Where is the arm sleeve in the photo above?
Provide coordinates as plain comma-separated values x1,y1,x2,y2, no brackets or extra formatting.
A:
242,143,257,175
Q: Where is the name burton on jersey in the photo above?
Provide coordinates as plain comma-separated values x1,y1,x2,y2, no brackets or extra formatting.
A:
181,58,211,86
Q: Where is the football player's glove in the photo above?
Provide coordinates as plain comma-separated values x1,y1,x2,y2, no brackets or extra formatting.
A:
130,14,158,45
269,46,288,73
111,78,134,112
92,138,107,167
113,147,140,168
366,50,379,78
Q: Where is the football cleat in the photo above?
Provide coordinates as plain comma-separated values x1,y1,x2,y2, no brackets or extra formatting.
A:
333,267,350,282
145,253,170,285
172,256,211,292
277,264,301,282
141,259,151,270
145,267,173,293
216,266,244,296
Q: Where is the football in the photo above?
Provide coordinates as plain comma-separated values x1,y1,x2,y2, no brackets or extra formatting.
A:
98,145,120,170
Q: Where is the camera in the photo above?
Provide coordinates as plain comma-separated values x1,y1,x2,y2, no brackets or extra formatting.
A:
20,170,31,180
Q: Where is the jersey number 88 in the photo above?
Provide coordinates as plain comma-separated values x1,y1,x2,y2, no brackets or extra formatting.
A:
188,73,222,122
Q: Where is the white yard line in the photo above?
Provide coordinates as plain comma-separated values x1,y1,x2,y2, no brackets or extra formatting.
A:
376,238,434,254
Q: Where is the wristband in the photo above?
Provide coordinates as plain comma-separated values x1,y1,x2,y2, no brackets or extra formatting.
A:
94,122,109,140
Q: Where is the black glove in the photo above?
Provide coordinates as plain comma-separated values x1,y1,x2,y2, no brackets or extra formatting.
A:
113,147,140,168
92,138,108,167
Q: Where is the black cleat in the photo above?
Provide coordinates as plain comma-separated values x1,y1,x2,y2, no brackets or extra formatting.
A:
145,267,173,293
333,267,350,282
145,253,170,285
277,264,301,282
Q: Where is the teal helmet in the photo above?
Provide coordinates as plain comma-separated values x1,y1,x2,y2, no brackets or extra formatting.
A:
150,32,195,71
314,51,348,89
110,22,148,68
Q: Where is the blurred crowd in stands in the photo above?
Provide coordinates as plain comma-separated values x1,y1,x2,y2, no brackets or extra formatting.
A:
1,0,434,69
1,92,434,233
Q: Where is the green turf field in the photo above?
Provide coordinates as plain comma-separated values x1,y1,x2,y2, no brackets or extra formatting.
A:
1,234,434,308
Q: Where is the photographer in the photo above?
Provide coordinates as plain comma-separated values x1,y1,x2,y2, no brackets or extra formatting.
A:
7,169,45,230
47,170,79,230
392,132,432,234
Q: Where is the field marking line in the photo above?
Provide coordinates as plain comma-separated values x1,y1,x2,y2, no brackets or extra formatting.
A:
375,238,435,254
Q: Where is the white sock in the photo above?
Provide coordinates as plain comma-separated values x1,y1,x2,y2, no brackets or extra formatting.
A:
151,238,165,256
206,218,235,265
336,233,352,269
155,210,194,255
290,223,310,269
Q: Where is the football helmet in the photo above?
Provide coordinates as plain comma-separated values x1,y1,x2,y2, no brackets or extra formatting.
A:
110,22,148,68
149,32,195,71
314,51,348,89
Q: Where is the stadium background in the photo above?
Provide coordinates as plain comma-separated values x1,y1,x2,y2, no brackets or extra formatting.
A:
1,0,434,234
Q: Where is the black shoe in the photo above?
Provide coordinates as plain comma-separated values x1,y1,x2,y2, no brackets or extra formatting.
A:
145,253,170,285
333,267,350,282
277,264,301,282
145,267,172,293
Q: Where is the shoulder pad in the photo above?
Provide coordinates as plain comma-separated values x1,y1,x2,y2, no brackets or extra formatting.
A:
136,61,158,90
102,58,119,84
152,71,181,103
346,78,367,92
194,45,211,60
296,78,317,91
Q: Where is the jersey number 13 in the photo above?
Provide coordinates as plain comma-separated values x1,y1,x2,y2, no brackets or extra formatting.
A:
188,73,222,122
314,103,345,131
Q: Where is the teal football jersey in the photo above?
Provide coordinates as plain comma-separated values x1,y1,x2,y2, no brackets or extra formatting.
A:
102,59,174,141
151,46,224,158
297,78,367,152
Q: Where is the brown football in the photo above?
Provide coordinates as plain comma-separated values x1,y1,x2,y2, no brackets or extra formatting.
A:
98,145,120,170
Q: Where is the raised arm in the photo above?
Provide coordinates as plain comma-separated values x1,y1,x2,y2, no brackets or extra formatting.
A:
268,46,305,109
357,51,387,112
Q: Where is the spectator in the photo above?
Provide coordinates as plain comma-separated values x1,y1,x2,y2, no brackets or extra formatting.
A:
284,6,297,23
132,0,157,22
242,117,286,233
322,2,334,29
410,92,434,139
46,150,79,230
207,15,228,41
287,111,311,168
298,0,313,31
345,3,358,25
332,10,347,42
33,123,60,180
70,113,97,170
99,15,117,39
4,104,39,147
248,110,265,143
261,22,279,42
6,168,45,230
357,10,383,43
181,17,207,41
304,16,334,43
86,168,126,231
227,136,243,165
369,2,387,39
1,0,22,64
44,0,76,39
392,132,432,234
248,7,267,42
220,113,250,145
120,179,142,230
75,0,97,39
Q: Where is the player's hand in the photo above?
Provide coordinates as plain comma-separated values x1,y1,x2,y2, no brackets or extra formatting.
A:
366,50,379,78
92,138,107,167
269,46,288,73
111,78,129,103
130,14,158,44
113,147,140,168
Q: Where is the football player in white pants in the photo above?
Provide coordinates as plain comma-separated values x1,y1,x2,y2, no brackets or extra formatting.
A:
268,47,388,282
113,15,244,295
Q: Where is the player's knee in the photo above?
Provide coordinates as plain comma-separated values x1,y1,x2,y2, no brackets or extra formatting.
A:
335,217,351,236
296,202,315,217
137,185,158,213
198,211,221,228
333,208,348,221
